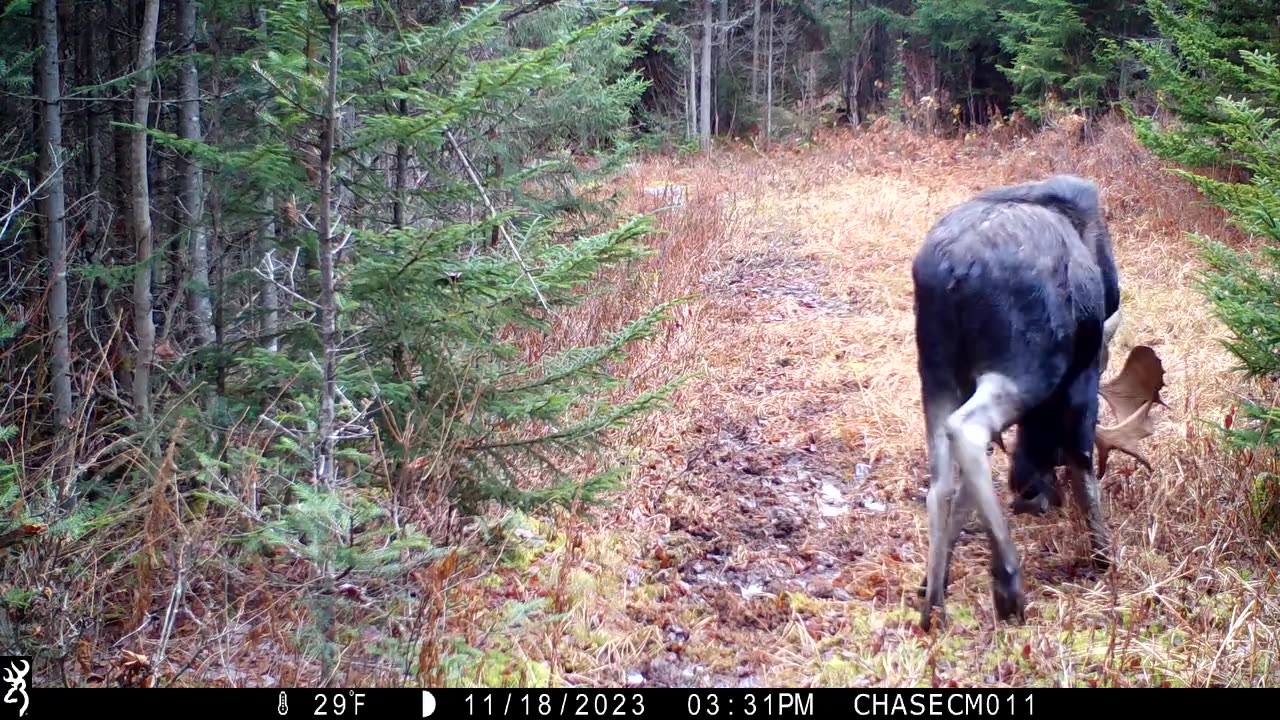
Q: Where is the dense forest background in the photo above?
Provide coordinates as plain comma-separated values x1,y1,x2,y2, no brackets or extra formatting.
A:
2,0,1280,688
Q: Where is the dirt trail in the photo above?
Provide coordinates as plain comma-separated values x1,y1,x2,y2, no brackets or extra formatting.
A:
620,171,953,688
598,132,1280,688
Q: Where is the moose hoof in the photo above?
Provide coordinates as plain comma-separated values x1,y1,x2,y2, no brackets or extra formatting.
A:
919,579,948,631
991,564,1025,624
993,587,1025,624
919,601,944,632
1010,492,1049,516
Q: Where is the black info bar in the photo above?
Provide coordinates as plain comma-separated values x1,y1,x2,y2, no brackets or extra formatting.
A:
16,686,1240,719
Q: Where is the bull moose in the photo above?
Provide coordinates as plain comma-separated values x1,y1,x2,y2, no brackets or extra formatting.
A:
910,175,1166,631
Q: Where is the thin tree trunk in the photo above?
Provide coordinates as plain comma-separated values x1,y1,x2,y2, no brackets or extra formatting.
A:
766,1,774,144
700,0,712,152
316,1,341,493
151,155,167,303
967,64,975,125
716,0,727,135
688,42,697,138
846,0,855,126
393,27,409,228
109,1,130,230
393,136,407,228
717,0,728,72
254,8,278,353
807,51,817,114
316,0,343,688
39,0,72,433
751,0,761,102
178,0,214,348
131,0,160,430
258,195,279,352
87,92,107,331
82,13,102,254
208,7,230,400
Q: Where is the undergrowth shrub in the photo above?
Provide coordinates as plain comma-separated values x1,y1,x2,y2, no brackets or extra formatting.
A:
1132,0,1280,537
0,1,689,687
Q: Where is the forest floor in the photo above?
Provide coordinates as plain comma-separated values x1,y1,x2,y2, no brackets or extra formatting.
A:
443,118,1280,688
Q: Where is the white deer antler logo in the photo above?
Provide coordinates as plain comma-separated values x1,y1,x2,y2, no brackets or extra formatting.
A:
2,660,28,717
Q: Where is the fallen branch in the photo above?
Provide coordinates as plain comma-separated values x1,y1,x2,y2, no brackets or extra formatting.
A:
443,127,551,313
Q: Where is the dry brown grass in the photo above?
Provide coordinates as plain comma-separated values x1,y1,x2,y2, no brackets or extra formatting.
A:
547,113,1280,689
19,112,1278,690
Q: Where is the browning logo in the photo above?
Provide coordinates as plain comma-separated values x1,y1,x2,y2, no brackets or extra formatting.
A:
0,657,29,718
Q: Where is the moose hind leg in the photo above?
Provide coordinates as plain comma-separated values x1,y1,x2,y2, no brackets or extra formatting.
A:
920,393,960,631
918,483,973,602
946,373,1026,624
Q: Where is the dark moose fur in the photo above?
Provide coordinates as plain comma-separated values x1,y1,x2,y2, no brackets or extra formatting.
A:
912,174,1121,630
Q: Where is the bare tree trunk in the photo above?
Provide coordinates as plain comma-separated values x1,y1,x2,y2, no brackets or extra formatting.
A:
716,0,728,135
700,0,713,152
846,0,857,126
688,42,697,138
393,18,410,229
393,0,413,233
131,0,160,430
151,157,168,304
82,16,103,256
751,0,761,102
86,91,107,329
316,1,341,492
717,0,728,72
109,1,131,229
315,0,343,688
207,9,230,400
258,195,279,352
766,1,774,144
393,137,407,228
847,12,873,127
39,0,72,434
966,64,976,125
253,8,278,354
103,2,131,396
178,0,214,348
807,51,817,114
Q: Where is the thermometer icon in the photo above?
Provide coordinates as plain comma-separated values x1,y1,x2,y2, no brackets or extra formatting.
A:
278,691,289,716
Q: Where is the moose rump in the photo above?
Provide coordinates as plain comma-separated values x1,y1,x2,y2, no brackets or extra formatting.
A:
912,175,1115,630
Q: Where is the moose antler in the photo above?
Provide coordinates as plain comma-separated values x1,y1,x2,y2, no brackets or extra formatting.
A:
989,345,1167,479
1094,345,1167,478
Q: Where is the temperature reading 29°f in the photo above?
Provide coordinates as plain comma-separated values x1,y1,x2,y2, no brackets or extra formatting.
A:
314,691,366,716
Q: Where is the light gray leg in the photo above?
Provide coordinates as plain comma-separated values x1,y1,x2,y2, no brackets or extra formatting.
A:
920,399,957,631
945,373,1026,625
944,488,974,556
919,485,974,601
1067,463,1112,571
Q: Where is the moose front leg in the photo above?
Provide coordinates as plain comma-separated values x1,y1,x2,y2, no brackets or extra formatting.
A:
1067,463,1112,571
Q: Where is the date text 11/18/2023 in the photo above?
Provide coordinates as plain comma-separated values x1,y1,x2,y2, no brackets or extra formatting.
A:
463,691,815,717
461,690,1036,717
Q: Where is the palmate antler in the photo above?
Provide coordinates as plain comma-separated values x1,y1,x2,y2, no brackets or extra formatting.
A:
990,345,1167,478
1094,345,1167,478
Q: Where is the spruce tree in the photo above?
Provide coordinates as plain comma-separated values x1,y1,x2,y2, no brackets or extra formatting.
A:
1131,0,1280,529
1130,0,1280,166
997,0,1112,118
